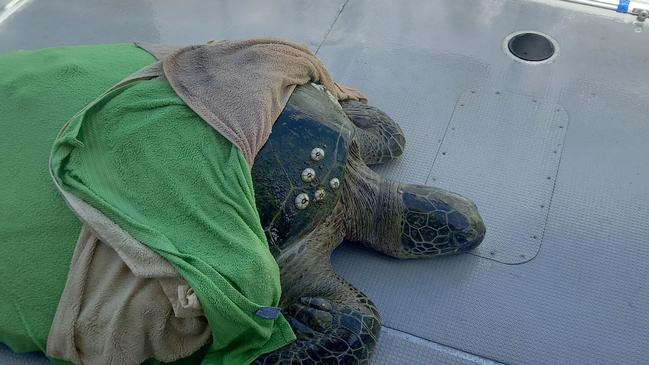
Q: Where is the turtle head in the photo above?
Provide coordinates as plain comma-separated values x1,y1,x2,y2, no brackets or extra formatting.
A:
399,183,485,257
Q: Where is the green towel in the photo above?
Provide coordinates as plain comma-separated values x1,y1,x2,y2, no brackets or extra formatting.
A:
1,44,295,365
0,43,156,355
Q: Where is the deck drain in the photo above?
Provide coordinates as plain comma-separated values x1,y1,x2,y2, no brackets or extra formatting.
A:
504,31,558,64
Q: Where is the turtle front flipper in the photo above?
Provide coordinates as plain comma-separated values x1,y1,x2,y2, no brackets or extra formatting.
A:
340,100,405,165
254,209,381,365
342,144,486,259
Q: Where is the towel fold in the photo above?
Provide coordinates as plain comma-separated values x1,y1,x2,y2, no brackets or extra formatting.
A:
139,39,366,165
47,225,210,365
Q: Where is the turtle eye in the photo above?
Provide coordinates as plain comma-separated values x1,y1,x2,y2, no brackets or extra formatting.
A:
295,193,310,209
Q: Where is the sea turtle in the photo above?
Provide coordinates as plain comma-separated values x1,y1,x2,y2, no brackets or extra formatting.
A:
0,44,484,363
251,84,486,364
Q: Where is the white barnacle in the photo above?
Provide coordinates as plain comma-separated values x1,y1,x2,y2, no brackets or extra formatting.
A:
329,178,340,189
314,188,326,202
311,147,325,161
301,168,316,183
295,193,310,209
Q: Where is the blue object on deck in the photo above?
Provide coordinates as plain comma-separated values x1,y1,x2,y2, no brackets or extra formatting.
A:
617,0,630,13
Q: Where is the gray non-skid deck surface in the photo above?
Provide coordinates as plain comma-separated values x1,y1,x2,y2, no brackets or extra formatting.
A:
1,0,648,364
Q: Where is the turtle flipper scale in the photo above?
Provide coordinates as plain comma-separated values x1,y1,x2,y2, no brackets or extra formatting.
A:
342,144,485,259
254,296,380,365
340,100,405,165
254,211,381,365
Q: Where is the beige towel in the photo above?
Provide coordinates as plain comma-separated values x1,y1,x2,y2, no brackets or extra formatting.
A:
47,191,211,365
142,39,366,165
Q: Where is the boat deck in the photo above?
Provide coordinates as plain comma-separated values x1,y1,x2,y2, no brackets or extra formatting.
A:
1,0,648,363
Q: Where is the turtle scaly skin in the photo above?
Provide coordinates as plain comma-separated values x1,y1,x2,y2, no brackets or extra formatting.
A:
252,84,486,364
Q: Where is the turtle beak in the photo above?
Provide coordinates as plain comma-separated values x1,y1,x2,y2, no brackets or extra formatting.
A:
449,197,486,251
399,184,485,256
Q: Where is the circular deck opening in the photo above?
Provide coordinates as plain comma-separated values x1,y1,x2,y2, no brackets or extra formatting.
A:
504,31,558,64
